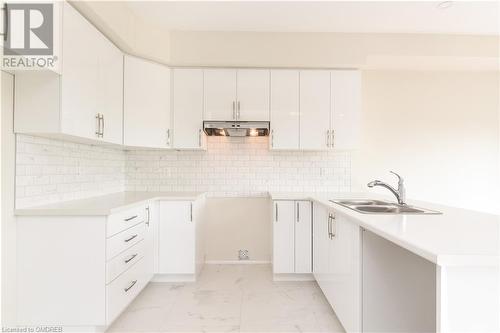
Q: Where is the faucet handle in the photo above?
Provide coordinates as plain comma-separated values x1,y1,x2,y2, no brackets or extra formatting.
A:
390,171,404,185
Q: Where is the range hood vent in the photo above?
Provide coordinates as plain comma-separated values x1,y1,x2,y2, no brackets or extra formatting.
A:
203,121,270,137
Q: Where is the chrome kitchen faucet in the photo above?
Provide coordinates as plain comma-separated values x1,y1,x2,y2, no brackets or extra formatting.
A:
367,171,406,205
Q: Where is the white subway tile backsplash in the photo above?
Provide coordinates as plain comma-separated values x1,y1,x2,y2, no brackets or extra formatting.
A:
15,135,351,207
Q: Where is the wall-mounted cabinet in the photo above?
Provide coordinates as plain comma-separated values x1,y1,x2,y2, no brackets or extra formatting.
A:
273,200,312,275
270,69,361,151
123,56,171,148
172,69,206,150
14,2,123,145
204,69,270,121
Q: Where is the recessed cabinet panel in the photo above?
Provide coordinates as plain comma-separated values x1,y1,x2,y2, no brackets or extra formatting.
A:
173,69,205,149
331,70,361,150
124,56,171,148
270,70,300,149
204,69,237,121
273,201,295,274
299,70,331,150
236,69,270,121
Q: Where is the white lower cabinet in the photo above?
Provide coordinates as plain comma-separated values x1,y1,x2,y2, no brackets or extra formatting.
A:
273,200,312,275
158,201,196,275
313,202,361,333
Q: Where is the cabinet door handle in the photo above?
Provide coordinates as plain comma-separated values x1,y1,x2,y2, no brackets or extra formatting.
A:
124,280,137,292
326,130,330,147
296,202,300,222
124,234,138,243
166,129,171,146
145,206,150,226
190,202,193,222
331,130,334,148
275,202,278,222
327,214,331,239
271,129,274,148
95,114,100,137
101,114,104,137
199,129,202,147
232,101,236,119
124,215,138,222
331,213,336,239
124,253,138,264
237,101,241,119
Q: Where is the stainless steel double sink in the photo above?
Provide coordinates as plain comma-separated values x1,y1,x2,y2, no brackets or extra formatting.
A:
330,199,442,215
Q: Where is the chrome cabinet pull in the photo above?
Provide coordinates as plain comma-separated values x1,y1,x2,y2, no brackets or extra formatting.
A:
237,101,241,119
232,101,236,119
101,114,104,137
330,213,336,239
124,215,138,222
296,202,300,222
271,129,274,148
124,280,137,292
124,253,138,264
124,234,138,243
326,130,330,147
198,129,202,147
190,202,193,222
145,206,150,226
330,130,334,148
327,213,331,239
166,129,171,146
275,202,278,221
95,114,100,137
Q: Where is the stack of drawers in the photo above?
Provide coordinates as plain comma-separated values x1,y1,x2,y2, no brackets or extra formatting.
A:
105,204,150,324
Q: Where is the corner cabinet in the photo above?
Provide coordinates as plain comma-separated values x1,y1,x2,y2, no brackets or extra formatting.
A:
313,202,361,333
123,56,171,148
172,69,206,150
14,2,123,145
272,200,312,277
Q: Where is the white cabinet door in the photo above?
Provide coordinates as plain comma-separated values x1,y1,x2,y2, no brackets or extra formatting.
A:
97,35,123,145
331,70,361,150
236,69,270,121
270,70,299,150
158,201,195,274
204,69,237,121
124,56,171,148
295,201,312,273
299,70,331,150
327,212,361,333
273,201,295,274
313,203,330,292
60,2,100,141
172,69,205,149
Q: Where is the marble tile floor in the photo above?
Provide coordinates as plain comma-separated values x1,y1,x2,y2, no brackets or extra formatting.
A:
107,264,345,333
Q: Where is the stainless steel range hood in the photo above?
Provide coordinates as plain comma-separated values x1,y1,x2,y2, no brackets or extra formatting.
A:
203,121,270,137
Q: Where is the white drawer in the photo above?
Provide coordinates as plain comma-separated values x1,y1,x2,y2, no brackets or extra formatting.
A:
107,240,144,284
106,222,145,260
106,257,147,325
107,205,146,237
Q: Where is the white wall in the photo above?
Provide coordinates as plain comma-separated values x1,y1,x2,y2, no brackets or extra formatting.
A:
125,136,351,196
15,135,126,208
354,70,500,213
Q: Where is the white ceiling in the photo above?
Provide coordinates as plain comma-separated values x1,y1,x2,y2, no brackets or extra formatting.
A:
125,1,499,35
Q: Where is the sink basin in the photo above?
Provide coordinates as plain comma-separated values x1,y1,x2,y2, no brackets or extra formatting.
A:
330,200,441,215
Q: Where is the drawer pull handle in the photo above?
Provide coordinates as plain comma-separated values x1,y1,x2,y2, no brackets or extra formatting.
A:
124,215,138,222
124,253,138,264
124,280,137,292
124,234,138,243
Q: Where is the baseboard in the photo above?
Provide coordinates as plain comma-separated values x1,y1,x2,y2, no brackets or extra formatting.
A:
273,273,315,281
152,274,195,282
205,260,271,265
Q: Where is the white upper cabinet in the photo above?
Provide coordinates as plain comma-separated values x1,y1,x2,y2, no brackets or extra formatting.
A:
299,70,331,150
15,2,123,145
203,69,270,121
172,69,205,150
236,69,270,121
270,70,299,150
123,56,171,148
331,70,361,150
204,69,237,121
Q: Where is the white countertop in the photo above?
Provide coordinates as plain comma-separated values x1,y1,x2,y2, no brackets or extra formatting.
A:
270,192,500,267
15,191,204,216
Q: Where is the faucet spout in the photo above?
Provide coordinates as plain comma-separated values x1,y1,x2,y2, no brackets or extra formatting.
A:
366,172,406,205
